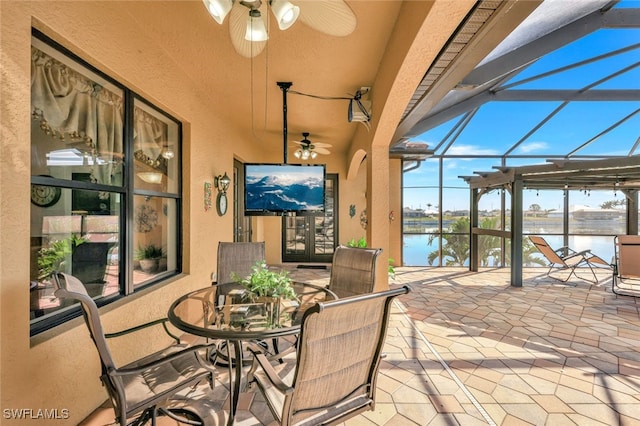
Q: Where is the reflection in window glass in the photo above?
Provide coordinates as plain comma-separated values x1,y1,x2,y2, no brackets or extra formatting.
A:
30,188,120,322
133,100,180,194
133,196,177,288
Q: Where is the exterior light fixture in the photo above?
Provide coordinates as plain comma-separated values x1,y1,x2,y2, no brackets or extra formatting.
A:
215,172,231,194
214,172,231,216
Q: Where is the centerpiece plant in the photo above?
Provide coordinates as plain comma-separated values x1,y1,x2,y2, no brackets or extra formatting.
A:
231,260,297,328
232,260,296,300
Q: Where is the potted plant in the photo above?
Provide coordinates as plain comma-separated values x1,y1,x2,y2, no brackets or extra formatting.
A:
135,243,164,273
37,235,86,280
232,260,296,300
232,260,296,327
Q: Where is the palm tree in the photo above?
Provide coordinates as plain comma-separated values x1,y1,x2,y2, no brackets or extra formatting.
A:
427,217,472,266
427,216,547,267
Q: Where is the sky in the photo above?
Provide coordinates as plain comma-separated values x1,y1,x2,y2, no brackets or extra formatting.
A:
402,2,639,212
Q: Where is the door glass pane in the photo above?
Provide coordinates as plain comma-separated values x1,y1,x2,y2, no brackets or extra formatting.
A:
314,178,335,255
284,216,307,256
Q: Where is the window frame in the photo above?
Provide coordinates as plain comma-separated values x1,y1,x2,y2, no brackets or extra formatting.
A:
30,29,183,336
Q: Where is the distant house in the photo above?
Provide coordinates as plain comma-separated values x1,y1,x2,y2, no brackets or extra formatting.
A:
403,207,427,217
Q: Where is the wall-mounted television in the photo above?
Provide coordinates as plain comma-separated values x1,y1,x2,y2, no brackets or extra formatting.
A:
244,163,326,216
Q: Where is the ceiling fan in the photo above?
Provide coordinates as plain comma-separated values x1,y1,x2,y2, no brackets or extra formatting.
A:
291,132,332,160
202,0,357,57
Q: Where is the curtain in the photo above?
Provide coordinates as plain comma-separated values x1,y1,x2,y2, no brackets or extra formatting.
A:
133,108,168,173
31,46,124,185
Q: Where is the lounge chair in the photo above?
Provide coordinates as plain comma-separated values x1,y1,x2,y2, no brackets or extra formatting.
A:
529,236,610,284
247,285,411,426
612,235,640,296
52,272,218,425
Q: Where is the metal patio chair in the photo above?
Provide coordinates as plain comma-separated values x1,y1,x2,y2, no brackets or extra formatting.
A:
52,272,218,425
216,241,265,285
215,241,269,364
247,285,411,426
529,236,611,284
612,235,640,296
328,245,382,298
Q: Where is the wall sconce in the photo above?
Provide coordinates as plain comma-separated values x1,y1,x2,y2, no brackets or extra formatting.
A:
161,145,175,160
137,172,163,184
214,172,230,216
215,172,231,194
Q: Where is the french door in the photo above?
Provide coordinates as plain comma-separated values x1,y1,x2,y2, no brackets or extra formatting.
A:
233,159,252,242
282,174,337,263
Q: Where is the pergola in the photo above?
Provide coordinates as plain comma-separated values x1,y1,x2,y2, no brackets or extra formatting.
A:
462,156,640,286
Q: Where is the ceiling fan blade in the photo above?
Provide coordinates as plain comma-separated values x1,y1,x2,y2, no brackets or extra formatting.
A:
313,147,331,155
298,0,356,37
229,4,267,58
312,142,332,148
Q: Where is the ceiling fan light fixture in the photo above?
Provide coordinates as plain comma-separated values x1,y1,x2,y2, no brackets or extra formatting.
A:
270,0,300,30
245,9,269,42
294,149,302,159
202,0,233,24
310,151,318,159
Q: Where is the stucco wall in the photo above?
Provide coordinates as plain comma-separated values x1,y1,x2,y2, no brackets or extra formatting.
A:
0,2,251,422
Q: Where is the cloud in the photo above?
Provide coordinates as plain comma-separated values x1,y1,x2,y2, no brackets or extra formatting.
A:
446,145,499,156
517,141,548,153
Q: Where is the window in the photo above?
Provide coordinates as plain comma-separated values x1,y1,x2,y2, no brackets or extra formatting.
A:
30,31,182,335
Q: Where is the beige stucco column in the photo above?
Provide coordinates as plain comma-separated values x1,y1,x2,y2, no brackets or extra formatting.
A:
362,0,477,291
367,143,391,291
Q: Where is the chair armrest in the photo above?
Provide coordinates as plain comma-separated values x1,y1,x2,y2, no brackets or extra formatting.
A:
554,246,577,255
110,342,218,376
562,250,591,261
105,318,181,344
247,343,293,395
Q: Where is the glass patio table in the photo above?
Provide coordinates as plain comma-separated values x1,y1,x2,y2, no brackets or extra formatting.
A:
168,281,337,425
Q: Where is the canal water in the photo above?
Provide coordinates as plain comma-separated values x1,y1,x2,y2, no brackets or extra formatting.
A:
403,218,625,266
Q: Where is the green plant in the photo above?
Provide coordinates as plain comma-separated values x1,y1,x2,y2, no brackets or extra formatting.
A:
37,235,86,279
134,243,164,260
347,237,367,248
232,260,296,300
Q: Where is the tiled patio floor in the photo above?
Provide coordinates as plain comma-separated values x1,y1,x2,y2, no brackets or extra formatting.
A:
81,266,640,425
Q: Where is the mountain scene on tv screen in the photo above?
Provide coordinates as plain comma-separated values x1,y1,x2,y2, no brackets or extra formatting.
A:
246,169,324,212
